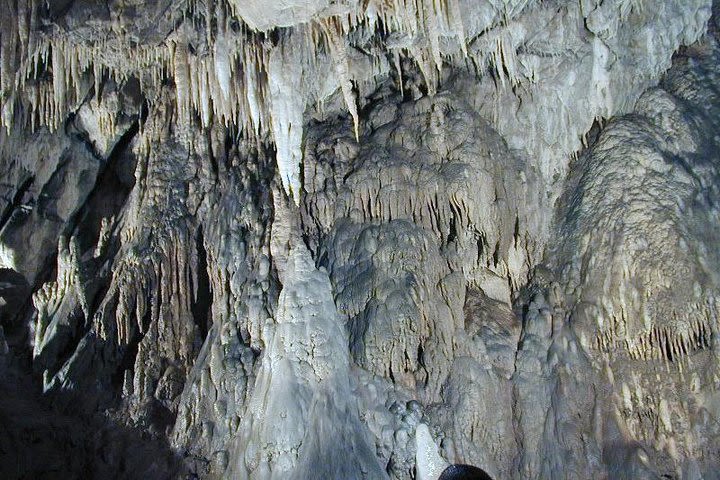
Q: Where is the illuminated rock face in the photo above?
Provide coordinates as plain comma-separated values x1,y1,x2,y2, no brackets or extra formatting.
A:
1,1,720,479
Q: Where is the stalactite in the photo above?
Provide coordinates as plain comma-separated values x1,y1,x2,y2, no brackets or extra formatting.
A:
320,18,360,141
214,33,233,103
51,45,66,129
173,41,191,122
244,48,262,134
8,0,475,133
425,1,444,73
268,42,305,203
0,0,17,132
594,301,717,365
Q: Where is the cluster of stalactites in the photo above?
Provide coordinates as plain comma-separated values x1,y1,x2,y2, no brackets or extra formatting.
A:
1,0,481,199
0,0,37,129
593,300,717,369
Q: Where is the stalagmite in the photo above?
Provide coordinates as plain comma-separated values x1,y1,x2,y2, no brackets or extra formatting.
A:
1,1,719,480
415,424,450,480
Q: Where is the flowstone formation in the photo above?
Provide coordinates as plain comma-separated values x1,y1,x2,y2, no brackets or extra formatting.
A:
2,0,720,479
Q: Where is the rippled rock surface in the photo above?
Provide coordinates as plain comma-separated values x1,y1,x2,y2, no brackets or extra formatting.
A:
1,1,720,479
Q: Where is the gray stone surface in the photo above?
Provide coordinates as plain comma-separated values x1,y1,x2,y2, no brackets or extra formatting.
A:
1,1,720,479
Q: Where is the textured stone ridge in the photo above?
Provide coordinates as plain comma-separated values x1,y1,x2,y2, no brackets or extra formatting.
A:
1,1,720,479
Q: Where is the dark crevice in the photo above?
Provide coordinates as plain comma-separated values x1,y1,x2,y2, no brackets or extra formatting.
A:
191,227,211,343
6,252,57,349
447,212,458,244
417,343,425,368
0,175,34,233
664,335,674,363
46,307,87,381
584,116,605,150
67,117,140,250
44,0,75,20
223,127,236,172
60,116,141,330
417,343,429,388
0,268,31,342
111,306,150,392
0,353,186,480
36,155,72,217
476,233,486,264
205,128,219,177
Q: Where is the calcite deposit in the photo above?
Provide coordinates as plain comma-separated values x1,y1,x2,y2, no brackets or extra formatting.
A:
1,1,720,479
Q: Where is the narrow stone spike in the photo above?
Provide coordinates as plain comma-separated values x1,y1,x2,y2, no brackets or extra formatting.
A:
173,41,191,121
321,19,360,142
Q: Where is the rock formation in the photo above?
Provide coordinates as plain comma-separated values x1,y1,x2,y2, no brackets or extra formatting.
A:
1,0,720,479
